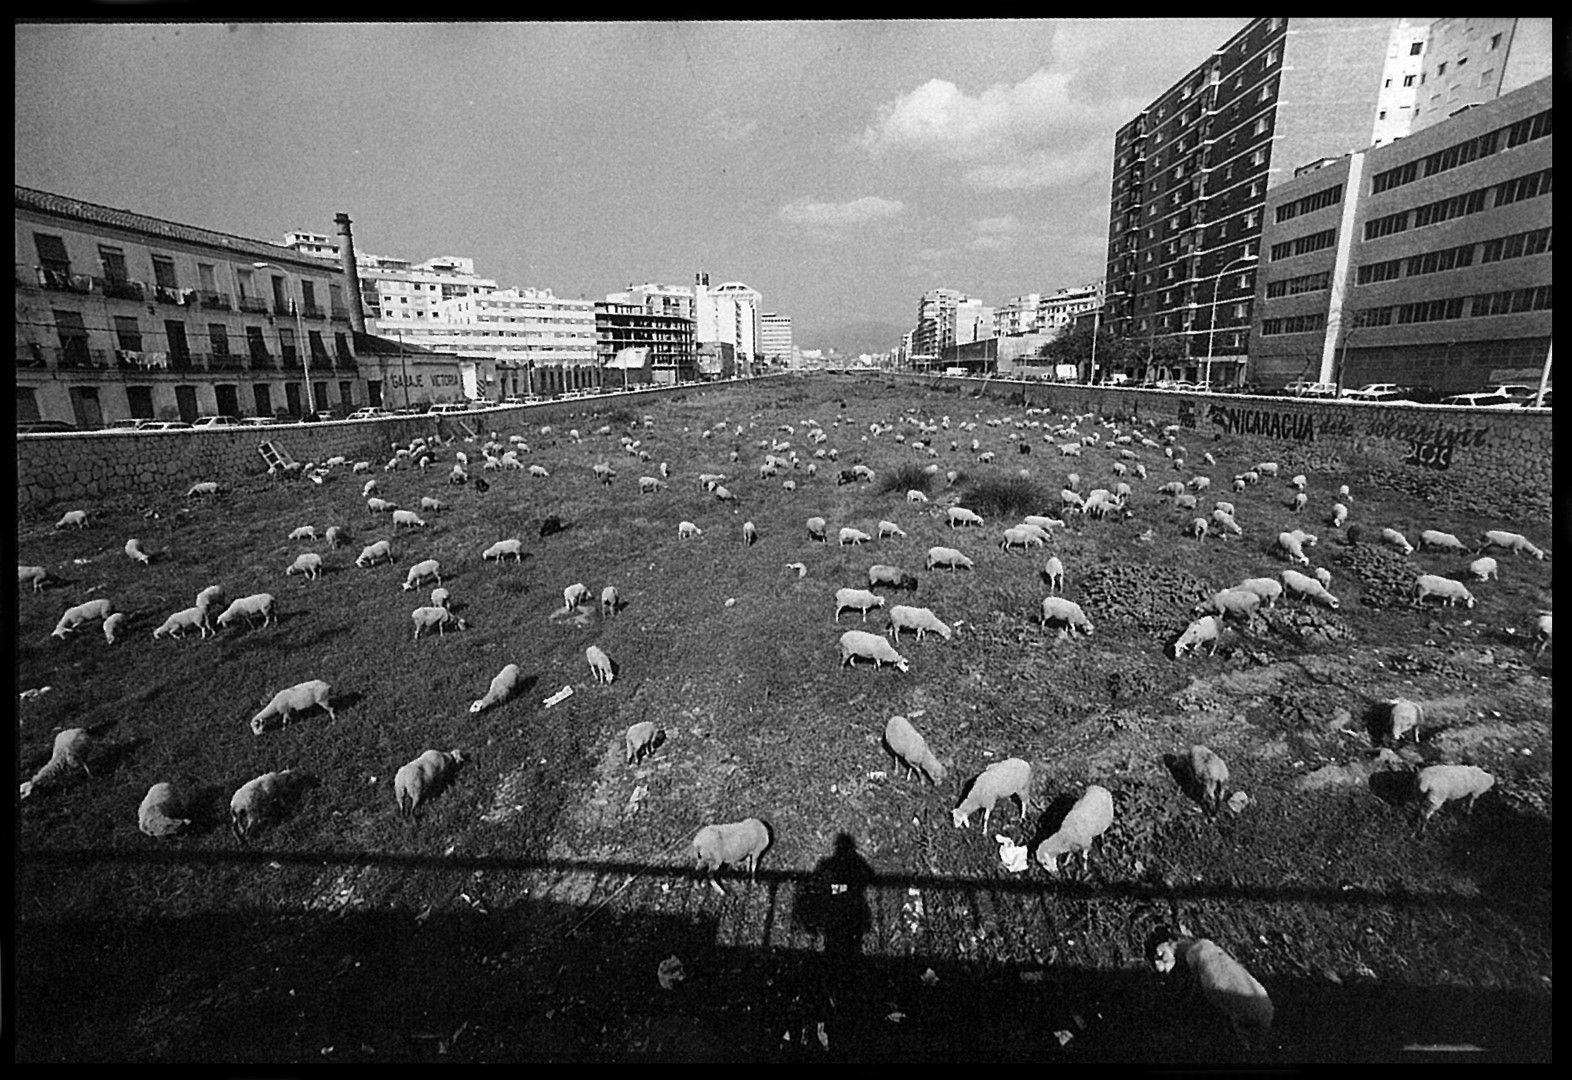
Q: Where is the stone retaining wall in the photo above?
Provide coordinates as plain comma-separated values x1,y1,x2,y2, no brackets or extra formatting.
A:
17,376,786,516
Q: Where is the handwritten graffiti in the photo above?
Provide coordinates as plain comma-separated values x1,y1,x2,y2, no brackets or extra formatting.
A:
1206,404,1317,442
1364,416,1489,450
1404,441,1455,470
1177,400,1196,429
1317,412,1355,438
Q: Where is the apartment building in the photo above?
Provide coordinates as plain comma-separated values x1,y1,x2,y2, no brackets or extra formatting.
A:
993,294,1041,338
1370,19,1435,147
1037,282,1105,338
595,298,696,384
760,312,793,365
1411,19,1553,134
1250,76,1550,393
1104,18,1429,385
913,288,969,356
696,276,762,372
16,185,363,427
283,231,499,329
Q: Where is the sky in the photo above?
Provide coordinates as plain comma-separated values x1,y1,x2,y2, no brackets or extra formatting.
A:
15,19,1249,353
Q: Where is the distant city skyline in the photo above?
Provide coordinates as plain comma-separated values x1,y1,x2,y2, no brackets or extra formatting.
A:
15,19,1248,352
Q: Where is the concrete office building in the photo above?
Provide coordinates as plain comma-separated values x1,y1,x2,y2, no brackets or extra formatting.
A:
17,185,364,427
1250,76,1550,393
696,275,762,372
1104,17,1440,385
395,287,599,398
1411,19,1553,134
596,298,696,385
760,311,793,366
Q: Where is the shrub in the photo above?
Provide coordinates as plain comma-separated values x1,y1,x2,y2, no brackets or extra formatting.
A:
877,462,933,496
961,474,1045,520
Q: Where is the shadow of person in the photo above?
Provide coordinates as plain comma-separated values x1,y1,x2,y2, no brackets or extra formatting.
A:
791,831,874,1043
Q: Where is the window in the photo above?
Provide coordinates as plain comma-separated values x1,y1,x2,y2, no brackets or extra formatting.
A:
1355,259,1404,285
151,255,179,290
1259,313,1325,336
98,245,129,283
245,325,269,361
208,324,231,357
1372,160,1419,193
1491,168,1552,208
270,275,290,314
54,309,90,362
1265,47,1278,66
236,267,255,299
1437,62,1447,76
1470,285,1552,317
1265,270,1332,297
1250,149,1265,166
1479,70,1494,87
1244,211,1259,229
1276,183,1343,222
1406,243,1476,277
113,315,143,352
1403,74,1416,87
1253,116,1268,135
35,233,71,277
1396,296,1466,324
1489,33,1502,51
1365,210,1411,240
1379,110,1387,120
198,263,217,293
1410,41,1423,55
334,332,352,360
1481,227,1553,263
1269,228,1336,260
1353,306,1395,327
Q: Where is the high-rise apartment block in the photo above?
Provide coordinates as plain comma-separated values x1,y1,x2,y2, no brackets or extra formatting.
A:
1411,19,1553,134
760,312,794,365
914,288,968,356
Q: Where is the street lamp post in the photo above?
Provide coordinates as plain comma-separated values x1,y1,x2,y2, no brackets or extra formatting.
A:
254,261,315,417
1204,253,1259,389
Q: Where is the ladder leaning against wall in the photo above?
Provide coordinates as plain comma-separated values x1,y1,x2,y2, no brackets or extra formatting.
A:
257,440,296,475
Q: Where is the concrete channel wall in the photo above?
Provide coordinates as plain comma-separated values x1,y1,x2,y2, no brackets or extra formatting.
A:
17,375,787,515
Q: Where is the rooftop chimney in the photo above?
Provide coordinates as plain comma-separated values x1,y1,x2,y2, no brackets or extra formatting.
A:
334,212,367,333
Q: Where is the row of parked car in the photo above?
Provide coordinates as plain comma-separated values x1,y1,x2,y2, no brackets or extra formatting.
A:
1278,380,1551,407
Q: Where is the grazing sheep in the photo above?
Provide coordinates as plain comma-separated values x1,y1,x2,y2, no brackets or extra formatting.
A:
1533,611,1551,655
288,525,318,543
1158,481,1185,498
324,525,346,549
1195,588,1261,621
601,585,619,617
806,516,828,542
1291,492,1308,513
1276,531,1310,566
586,644,615,684
1061,488,1086,513
101,611,126,644
692,819,771,891
1022,514,1065,533
906,489,930,504
138,782,191,837
1380,527,1414,555
887,604,953,643
782,479,797,492
625,721,663,765
867,564,919,590
592,462,615,486
952,758,1032,830
1189,747,1229,813
1040,596,1094,636
1173,493,1199,513
1467,556,1498,582
194,583,224,619
430,587,450,610
1290,473,1307,491
838,629,910,673
153,605,211,640
838,526,872,546
676,520,704,541
352,461,371,474
1000,525,1043,552
18,727,93,799
367,497,397,515
835,587,886,622
926,546,974,572
713,485,735,502
286,552,323,580
1313,566,1332,590
1173,615,1221,658
563,582,589,612
186,482,221,498
1479,529,1546,560
1234,577,1282,608
528,464,549,478
1233,477,1246,493
883,715,946,784
419,496,445,514
205,594,275,631
124,538,152,565
482,538,524,562
1066,471,1080,491
1191,517,1211,540
1153,935,1274,1045
392,509,427,529
1414,573,1474,609
1416,764,1495,830
1211,509,1243,536
1384,698,1424,745
1254,462,1279,478
638,475,664,494
1058,442,1082,457
947,506,984,528
411,605,467,640
1281,569,1340,608
1188,475,1212,493
470,663,523,714
19,565,50,593
249,679,336,735
1419,529,1467,554
878,519,908,540
394,749,466,818
1035,784,1115,870
230,768,310,841
355,539,394,568
1044,555,1065,593
1330,503,1349,529
401,559,442,591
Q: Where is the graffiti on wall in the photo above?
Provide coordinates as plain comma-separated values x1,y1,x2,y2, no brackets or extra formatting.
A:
1205,403,1317,441
1360,417,1490,471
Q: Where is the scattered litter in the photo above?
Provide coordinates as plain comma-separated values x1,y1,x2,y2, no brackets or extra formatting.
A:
657,955,685,990
1053,1029,1074,1046
1226,791,1250,814
995,834,1028,873
867,770,887,780
886,1011,906,1023
724,598,737,608
921,968,939,985
816,1022,829,1049
543,685,573,708
72,558,91,566
625,785,649,815
18,686,53,703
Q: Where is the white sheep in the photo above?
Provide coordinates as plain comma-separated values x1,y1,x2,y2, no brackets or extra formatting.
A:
838,629,910,673
1044,555,1065,593
926,546,974,572
1191,517,1211,540
153,605,211,640
249,679,336,735
1337,483,1351,502
194,583,225,621
19,565,50,593
286,552,323,580
713,485,735,501
124,538,152,565
321,526,346,550
367,497,397,515
411,605,466,640
692,819,771,892
1330,503,1349,529
352,461,371,474
431,587,451,609
1467,556,1498,582
1533,611,1551,655
1061,488,1086,513
1173,493,1198,513
1290,473,1307,491
394,749,466,818
1254,462,1279,478
1153,934,1274,1045
887,604,953,643
586,644,615,684
679,520,703,540
1035,783,1114,870
1188,475,1212,493
601,585,619,617
101,611,126,644
186,482,221,498
906,489,930,504
868,564,919,590
1276,531,1310,566
482,538,524,562
1281,569,1340,608
528,464,549,478
1158,481,1184,498
1479,529,1546,560
1417,764,1495,830
1195,588,1261,621
1040,596,1093,636
19,727,92,799
1188,746,1229,813
1380,527,1414,555
878,519,908,540
138,782,191,837
401,559,442,591
838,526,872,546
392,510,427,530
563,582,589,612
356,539,393,568
1234,578,1282,608
1291,492,1308,513
998,525,1041,552
1384,698,1424,745
49,598,114,640
638,475,664,494
287,525,318,544
834,587,885,622
56,509,89,530
1313,567,1332,591
804,516,829,542
952,757,1032,830
619,720,662,765
592,461,615,485
1173,615,1221,658
947,506,984,528
1211,509,1243,537
230,768,310,841
1414,573,1474,609
1419,529,1467,554
883,714,946,784
469,663,523,714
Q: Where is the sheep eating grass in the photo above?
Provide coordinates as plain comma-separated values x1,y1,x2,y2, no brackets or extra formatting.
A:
1153,934,1274,1047
19,728,92,799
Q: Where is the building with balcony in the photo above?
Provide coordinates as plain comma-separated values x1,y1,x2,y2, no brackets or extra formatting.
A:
696,275,762,373
760,312,793,366
1037,282,1105,338
17,185,363,427
1250,76,1550,393
1411,19,1553,134
993,294,1042,338
595,298,696,385
1104,18,1432,386
283,231,499,329
913,288,969,356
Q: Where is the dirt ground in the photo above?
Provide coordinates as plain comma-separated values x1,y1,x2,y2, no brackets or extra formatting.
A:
14,375,1552,1062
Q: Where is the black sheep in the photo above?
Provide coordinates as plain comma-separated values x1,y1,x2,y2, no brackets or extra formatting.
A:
539,515,565,539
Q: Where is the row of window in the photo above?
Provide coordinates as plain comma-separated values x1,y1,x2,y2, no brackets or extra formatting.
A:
1368,108,1549,195
1259,313,1326,336
1274,184,1343,224
1264,270,1333,298
1362,167,1552,241
46,308,350,362
1355,227,1551,286
1352,284,1552,327
1269,228,1337,261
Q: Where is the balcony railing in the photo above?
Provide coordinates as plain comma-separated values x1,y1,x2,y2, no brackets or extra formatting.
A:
207,352,247,371
152,284,185,305
50,345,115,370
274,299,293,317
96,276,147,301
198,290,232,311
29,265,95,293
239,296,270,314
301,304,325,320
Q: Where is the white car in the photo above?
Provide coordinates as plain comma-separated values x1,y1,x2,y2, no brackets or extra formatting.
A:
191,415,244,429
346,407,389,421
427,401,474,415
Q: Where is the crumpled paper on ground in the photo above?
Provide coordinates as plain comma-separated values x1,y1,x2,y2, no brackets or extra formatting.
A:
995,834,1028,873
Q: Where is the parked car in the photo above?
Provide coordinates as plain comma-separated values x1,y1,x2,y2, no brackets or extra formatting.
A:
140,420,193,431
106,418,153,431
17,419,78,434
241,416,277,426
1342,382,1408,400
346,407,389,421
1439,391,1512,407
428,401,474,415
191,415,244,429
1281,379,1340,398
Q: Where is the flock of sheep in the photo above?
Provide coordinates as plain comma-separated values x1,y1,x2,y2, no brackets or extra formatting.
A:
18,386,1553,1052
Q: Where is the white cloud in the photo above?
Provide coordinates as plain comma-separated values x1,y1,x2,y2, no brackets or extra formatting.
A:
779,196,905,227
968,234,1014,253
